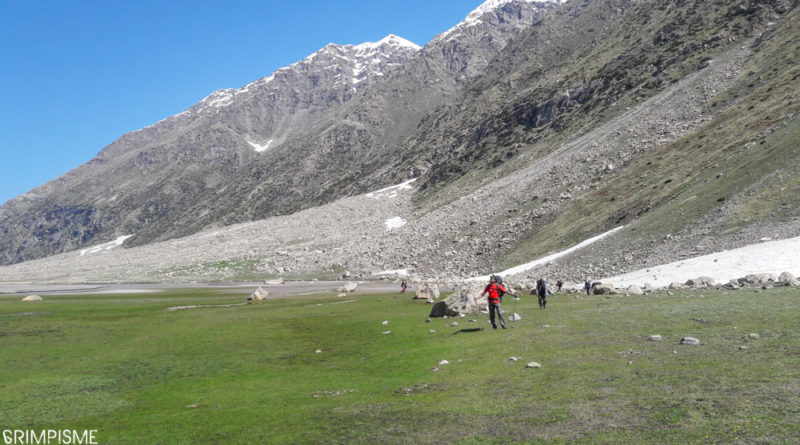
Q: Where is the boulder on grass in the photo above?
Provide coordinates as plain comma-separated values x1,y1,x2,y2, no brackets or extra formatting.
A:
430,283,484,317
21,295,43,302
739,274,777,286
248,286,268,301
778,272,800,286
627,285,644,295
337,282,359,293
415,282,440,300
592,283,617,295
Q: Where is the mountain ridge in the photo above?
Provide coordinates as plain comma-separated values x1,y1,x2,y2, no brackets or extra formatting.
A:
1,0,798,285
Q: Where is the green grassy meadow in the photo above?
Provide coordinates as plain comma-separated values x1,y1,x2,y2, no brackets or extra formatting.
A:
1,287,798,444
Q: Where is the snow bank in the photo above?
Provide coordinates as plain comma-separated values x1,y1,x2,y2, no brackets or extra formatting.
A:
366,178,417,199
601,235,800,287
79,235,133,257
467,226,624,282
385,216,407,230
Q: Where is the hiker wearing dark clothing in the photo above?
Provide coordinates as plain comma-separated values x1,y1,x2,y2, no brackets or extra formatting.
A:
536,278,548,309
400,280,407,294
584,279,592,296
476,276,517,329
556,280,563,292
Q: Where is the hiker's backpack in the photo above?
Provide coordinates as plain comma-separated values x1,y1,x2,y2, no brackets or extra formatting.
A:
493,275,505,298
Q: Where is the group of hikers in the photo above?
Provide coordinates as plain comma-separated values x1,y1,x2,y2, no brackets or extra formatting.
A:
475,275,594,330
402,275,596,330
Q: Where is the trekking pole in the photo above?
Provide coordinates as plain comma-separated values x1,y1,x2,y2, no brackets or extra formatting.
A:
512,293,517,328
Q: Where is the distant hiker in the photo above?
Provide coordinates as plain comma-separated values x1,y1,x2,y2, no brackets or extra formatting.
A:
584,279,592,296
400,280,407,294
556,280,563,292
476,275,517,329
536,278,548,309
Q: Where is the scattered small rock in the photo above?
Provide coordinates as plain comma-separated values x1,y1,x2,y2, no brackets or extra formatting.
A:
680,337,700,346
746,333,760,340
509,357,522,362
21,295,43,302
382,320,389,325
648,335,663,341
382,330,392,335
526,362,543,369
185,404,200,409
438,360,450,366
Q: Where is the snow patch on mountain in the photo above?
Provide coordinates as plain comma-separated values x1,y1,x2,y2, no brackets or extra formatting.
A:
385,216,407,230
248,139,274,152
366,178,418,199
469,226,625,282
80,235,133,257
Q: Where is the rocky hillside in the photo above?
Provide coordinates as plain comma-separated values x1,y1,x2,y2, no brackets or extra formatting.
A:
1,0,798,284
0,0,558,266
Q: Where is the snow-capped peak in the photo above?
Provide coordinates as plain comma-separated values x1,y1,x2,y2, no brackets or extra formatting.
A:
191,34,419,113
353,34,421,53
437,0,565,42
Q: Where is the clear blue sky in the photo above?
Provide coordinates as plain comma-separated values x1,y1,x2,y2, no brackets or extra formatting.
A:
0,0,486,205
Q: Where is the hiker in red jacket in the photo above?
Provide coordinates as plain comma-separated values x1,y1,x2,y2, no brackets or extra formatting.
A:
475,275,517,329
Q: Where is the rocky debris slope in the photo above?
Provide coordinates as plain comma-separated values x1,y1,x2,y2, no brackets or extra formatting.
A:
0,35,797,285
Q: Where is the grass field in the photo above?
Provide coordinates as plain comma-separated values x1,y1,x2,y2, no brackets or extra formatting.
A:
1,286,798,444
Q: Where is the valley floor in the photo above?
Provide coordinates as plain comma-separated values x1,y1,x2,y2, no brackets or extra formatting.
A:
1,285,798,443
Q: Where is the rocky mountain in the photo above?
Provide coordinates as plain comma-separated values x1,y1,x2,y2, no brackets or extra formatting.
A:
0,0,560,265
1,0,799,285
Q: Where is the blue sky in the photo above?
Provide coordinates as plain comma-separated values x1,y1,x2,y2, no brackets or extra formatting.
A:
0,0,486,205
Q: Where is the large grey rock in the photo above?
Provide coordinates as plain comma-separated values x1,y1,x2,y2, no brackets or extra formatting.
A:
739,274,778,285
337,282,359,293
248,286,268,301
627,285,644,295
415,282,440,300
593,283,616,295
430,283,484,317
685,276,716,287
680,337,700,346
778,272,800,286
721,280,742,290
